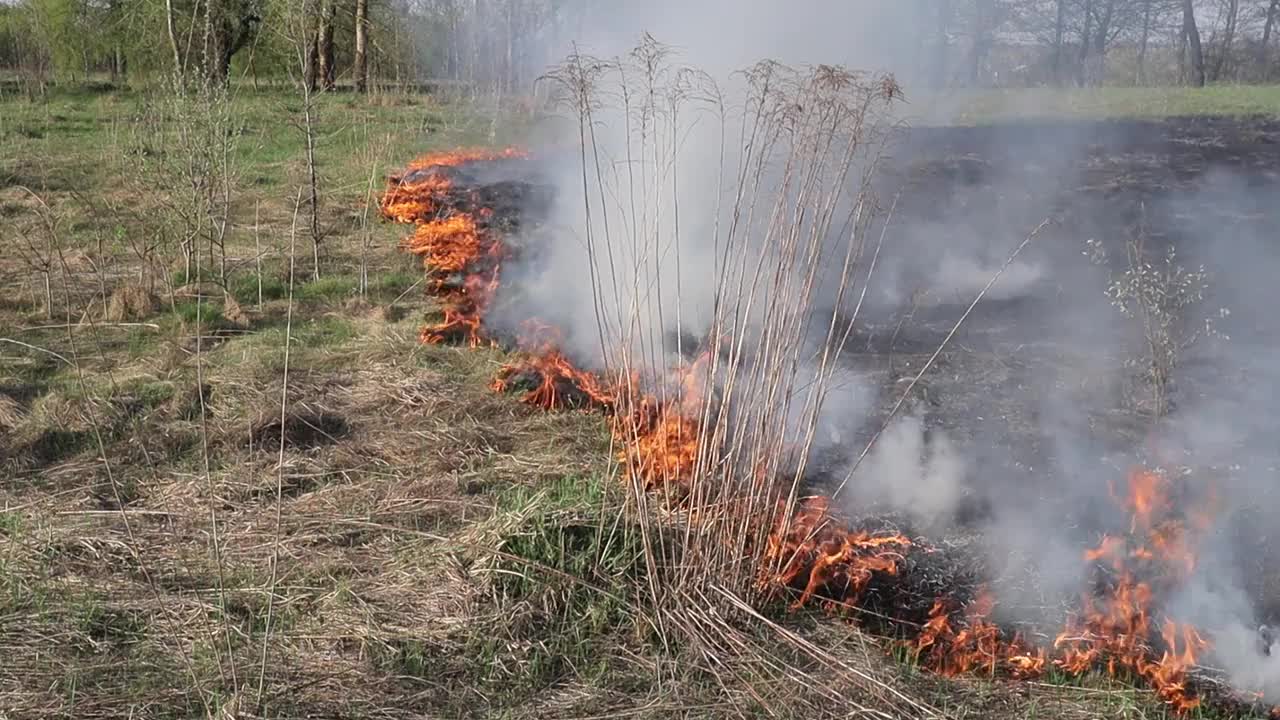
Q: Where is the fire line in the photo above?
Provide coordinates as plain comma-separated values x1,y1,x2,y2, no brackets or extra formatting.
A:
380,148,1264,715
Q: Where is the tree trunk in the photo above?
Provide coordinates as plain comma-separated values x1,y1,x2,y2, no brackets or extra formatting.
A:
968,0,994,86
1089,0,1115,86
1077,0,1093,86
1053,0,1066,85
1183,0,1205,86
303,30,319,92
1178,25,1188,82
317,0,336,91
354,0,368,92
504,0,515,92
1137,0,1152,84
205,22,233,85
1211,0,1239,81
165,0,182,74
1262,0,1280,78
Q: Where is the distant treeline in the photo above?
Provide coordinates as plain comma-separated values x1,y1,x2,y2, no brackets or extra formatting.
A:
0,0,1276,92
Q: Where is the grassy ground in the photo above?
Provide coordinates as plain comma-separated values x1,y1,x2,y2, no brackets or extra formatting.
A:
0,86,1251,718
909,84,1280,124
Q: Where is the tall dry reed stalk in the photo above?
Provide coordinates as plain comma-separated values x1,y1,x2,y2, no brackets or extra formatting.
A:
546,38,902,616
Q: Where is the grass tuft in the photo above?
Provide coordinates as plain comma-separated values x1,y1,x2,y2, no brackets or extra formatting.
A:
465,473,650,694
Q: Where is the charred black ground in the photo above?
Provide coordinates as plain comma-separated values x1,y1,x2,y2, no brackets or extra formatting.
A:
817,115,1280,626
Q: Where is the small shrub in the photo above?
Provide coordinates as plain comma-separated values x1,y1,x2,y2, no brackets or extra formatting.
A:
1085,225,1228,417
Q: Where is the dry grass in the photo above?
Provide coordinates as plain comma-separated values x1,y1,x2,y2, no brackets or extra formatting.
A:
0,305,622,717
102,285,158,322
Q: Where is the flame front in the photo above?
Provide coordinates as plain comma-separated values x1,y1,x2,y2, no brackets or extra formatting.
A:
380,147,1255,716
382,148,521,346
762,496,912,611
914,590,1046,679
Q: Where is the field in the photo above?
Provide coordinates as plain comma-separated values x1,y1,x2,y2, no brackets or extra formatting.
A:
2,84,1279,718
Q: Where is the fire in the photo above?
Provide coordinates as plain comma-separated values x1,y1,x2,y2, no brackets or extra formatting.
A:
915,590,1046,678
762,496,912,611
402,216,482,273
404,146,528,170
381,147,528,224
1053,467,1215,711
382,146,1251,716
381,148,521,347
490,348,618,410
616,400,700,493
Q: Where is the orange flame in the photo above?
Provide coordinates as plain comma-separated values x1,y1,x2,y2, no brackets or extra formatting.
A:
915,589,1046,679
1053,467,1215,711
381,147,528,224
762,496,912,611
381,148,523,347
401,216,482,273
404,146,528,171
490,348,618,410
383,146,1256,717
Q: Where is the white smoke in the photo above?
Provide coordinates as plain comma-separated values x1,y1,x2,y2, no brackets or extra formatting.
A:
481,2,1280,703
846,413,967,525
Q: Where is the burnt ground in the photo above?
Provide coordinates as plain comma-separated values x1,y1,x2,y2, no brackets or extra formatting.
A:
816,116,1280,625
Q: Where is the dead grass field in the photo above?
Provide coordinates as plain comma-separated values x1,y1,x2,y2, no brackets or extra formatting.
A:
1,85,1267,718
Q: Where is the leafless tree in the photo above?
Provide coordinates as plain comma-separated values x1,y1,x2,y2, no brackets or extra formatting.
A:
1183,0,1208,85
1261,0,1280,72
1209,0,1241,80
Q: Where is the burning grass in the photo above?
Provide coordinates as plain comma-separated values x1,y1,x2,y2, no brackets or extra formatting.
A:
382,142,1276,716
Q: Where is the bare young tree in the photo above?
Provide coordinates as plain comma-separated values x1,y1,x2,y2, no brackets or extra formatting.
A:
1137,0,1155,83
284,0,326,277
1085,216,1227,418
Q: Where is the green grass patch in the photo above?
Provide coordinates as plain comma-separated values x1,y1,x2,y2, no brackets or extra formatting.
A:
206,315,359,380
117,377,176,408
461,473,649,694
928,85,1280,125
171,299,227,330
72,596,148,652
371,270,418,299
0,511,22,538
228,272,288,305
290,315,358,347
228,271,415,306
123,326,164,359
296,276,359,303
17,427,94,467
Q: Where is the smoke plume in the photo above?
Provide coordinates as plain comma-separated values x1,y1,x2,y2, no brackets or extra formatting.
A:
474,4,1280,704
